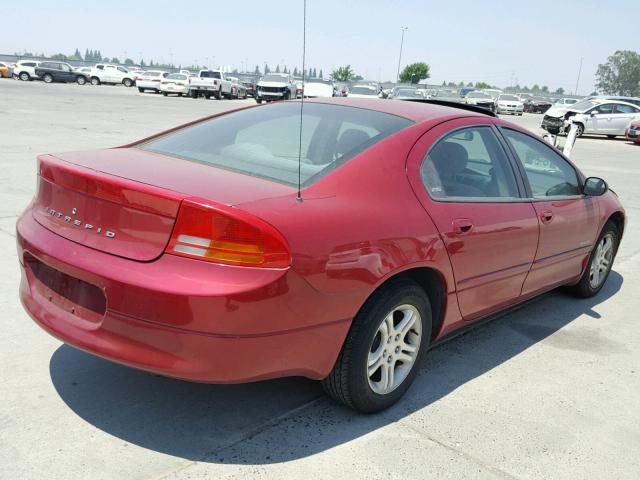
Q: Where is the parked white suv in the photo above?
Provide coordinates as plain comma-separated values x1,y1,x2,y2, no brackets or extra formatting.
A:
13,60,41,81
89,64,136,87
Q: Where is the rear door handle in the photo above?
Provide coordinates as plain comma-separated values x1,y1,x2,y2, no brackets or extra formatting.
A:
539,210,554,224
453,218,474,235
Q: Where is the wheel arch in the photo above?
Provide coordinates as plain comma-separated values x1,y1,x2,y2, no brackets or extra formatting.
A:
607,210,626,247
359,266,448,342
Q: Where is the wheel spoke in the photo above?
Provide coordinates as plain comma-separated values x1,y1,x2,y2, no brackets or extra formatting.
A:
396,309,417,336
367,352,384,376
384,364,394,391
384,313,395,336
592,266,600,286
397,352,414,365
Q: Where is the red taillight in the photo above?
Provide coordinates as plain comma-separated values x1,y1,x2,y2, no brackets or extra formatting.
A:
166,198,291,268
152,79,161,83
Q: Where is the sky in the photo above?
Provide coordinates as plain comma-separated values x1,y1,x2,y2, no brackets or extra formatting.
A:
2,0,637,94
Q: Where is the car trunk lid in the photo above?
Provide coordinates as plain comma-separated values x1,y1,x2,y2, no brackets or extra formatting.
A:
33,149,294,261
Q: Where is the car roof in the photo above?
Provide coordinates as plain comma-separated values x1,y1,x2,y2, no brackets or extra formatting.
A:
306,97,489,122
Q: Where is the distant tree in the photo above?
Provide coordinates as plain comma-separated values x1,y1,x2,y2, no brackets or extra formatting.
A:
596,50,640,96
522,85,529,92
441,80,446,86
319,68,323,79
474,81,492,89
293,67,298,76
330,65,356,81
264,64,271,74
149,60,154,67
96,50,102,61
283,66,288,74
352,74,363,81
554,87,565,94
124,58,134,65
531,84,540,92
275,65,280,73
140,59,146,67
51,53,69,61
467,82,473,87
447,81,457,87
232,68,238,74
398,62,431,84
312,67,317,77
458,81,465,87
111,57,120,64
540,85,549,93
85,48,90,61
70,48,83,61
254,65,261,75
590,90,598,96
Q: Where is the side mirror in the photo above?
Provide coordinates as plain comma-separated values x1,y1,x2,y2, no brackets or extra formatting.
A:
583,177,608,196
590,111,597,116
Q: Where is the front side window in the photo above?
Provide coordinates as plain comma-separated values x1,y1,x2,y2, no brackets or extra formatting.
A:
140,103,413,186
593,104,615,115
421,126,520,200
502,128,580,198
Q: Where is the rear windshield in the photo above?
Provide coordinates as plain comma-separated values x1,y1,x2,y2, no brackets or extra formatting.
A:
200,71,222,79
140,102,413,186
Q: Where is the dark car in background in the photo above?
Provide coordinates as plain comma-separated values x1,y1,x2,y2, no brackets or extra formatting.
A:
239,76,258,97
523,96,552,113
34,61,89,85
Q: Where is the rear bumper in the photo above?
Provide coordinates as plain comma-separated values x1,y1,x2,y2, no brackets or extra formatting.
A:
17,211,350,382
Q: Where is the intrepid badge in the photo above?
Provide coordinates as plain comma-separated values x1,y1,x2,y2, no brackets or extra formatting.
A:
45,207,116,238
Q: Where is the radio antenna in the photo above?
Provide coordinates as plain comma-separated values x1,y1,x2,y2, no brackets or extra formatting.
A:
296,0,307,202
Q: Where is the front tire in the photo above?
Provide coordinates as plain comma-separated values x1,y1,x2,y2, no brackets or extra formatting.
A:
568,221,618,298
123,78,133,87
322,279,431,413
76,76,86,85
19,72,31,81
90,77,100,86
138,87,144,93
43,73,53,83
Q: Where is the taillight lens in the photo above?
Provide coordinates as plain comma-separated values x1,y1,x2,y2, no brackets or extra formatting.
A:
166,198,291,268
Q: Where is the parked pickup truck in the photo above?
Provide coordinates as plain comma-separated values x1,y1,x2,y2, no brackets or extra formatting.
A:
189,70,232,99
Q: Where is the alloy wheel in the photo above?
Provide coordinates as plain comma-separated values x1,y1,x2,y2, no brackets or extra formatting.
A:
367,304,422,395
589,233,614,289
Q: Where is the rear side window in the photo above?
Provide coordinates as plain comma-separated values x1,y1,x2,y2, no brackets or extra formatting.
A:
614,104,638,114
421,126,520,200
502,128,580,198
140,102,413,186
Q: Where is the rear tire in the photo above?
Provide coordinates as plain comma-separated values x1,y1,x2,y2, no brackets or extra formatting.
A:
90,77,100,86
123,78,133,87
76,76,86,85
162,92,168,96
43,73,53,84
322,279,431,413
567,221,618,298
607,135,616,139
19,72,31,81
256,97,262,104
575,123,585,137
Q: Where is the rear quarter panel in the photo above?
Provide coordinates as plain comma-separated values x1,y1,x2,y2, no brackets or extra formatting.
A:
236,122,462,337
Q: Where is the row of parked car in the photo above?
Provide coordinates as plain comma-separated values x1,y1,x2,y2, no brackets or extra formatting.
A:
3,60,256,99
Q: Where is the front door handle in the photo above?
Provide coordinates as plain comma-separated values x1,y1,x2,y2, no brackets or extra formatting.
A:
453,218,474,235
539,210,554,224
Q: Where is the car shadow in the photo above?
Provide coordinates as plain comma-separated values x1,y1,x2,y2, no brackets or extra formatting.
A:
49,271,623,464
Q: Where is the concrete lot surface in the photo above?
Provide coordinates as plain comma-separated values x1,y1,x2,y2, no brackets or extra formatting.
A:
1,80,639,480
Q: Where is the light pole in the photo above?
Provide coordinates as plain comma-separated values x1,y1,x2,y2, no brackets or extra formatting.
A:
396,26,408,84
574,57,583,95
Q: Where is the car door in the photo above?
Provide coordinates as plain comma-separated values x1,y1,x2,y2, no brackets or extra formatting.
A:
584,103,616,134
499,127,600,296
407,118,539,321
610,103,640,134
59,63,74,81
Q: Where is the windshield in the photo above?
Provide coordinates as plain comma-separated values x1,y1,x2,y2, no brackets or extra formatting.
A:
140,103,413,187
262,74,289,82
350,87,377,95
143,72,161,77
499,94,519,101
200,71,222,79
568,99,598,111
466,92,491,99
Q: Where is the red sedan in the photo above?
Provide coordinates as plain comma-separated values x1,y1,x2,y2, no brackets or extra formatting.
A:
17,99,625,412
626,120,640,144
